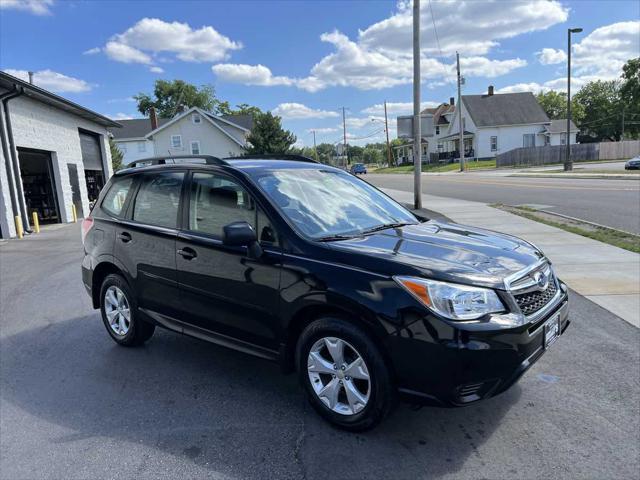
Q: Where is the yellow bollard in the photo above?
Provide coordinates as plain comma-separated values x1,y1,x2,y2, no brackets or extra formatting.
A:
71,204,77,223
32,211,40,233
14,216,23,239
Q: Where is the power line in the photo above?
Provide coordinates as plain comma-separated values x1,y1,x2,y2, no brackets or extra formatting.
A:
428,0,454,85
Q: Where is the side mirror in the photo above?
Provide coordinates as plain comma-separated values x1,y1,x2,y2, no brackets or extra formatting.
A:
222,221,262,258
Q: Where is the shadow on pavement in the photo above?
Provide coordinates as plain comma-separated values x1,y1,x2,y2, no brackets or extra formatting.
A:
0,313,521,479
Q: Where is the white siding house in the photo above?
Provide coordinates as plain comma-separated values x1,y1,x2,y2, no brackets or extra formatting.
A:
544,119,579,146
111,107,251,165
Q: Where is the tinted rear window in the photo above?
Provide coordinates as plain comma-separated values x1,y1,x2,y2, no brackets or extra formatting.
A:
132,172,184,228
101,176,134,217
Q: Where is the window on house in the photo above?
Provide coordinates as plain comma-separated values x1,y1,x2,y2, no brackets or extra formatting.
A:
435,126,440,135
490,136,498,152
137,141,146,153
437,143,443,151
422,145,427,155
191,141,201,155
171,135,182,148
545,135,550,146
560,133,567,145
192,113,201,124
523,134,536,148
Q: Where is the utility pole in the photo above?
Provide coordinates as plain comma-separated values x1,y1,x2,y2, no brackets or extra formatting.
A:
413,0,422,209
384,101,393,167
312,130,319,162
342,107,349,169
457,52,465,172
622,108,625,140
566,27,582,171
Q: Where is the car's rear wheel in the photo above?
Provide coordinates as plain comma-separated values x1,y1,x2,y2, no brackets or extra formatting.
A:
297,317,394,431
100,274,155,346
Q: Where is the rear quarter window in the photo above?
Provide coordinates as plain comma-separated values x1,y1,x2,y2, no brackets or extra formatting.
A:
101,176,134,217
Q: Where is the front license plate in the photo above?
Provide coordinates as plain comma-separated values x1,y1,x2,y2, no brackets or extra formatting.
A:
544,314,560,349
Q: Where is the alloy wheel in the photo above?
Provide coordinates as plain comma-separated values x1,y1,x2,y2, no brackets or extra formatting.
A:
307,337,371,415
104,285,131,336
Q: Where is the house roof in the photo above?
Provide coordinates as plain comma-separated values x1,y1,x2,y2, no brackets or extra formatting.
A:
462,92,549,127
0,71,121,128
109,118,170,139
422,103,454,125
546,119,579,133
108,110,251,140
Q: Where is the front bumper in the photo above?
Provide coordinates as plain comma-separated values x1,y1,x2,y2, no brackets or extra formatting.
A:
391,283,570,406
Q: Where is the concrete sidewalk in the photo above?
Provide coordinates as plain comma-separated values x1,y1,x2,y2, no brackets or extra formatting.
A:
384,188,640,328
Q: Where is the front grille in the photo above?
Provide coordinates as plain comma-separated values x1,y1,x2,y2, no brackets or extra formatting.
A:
514,279,558,316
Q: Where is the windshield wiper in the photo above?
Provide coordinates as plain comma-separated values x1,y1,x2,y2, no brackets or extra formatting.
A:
316,233,357,242
359,222,414,235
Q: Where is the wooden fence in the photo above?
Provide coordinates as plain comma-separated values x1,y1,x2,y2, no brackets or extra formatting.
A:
496,140,640,168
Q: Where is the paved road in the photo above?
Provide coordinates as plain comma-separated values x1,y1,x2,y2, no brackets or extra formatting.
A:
1,225,639,479
367,173,640,233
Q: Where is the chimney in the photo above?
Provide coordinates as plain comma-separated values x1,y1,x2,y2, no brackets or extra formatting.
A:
28,71,34,84
488,85,494,96
449,97,455,106
149,106,158,130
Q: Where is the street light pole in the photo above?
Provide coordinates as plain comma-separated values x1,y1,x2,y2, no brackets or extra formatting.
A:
384,101,393,167
565,27,582,172
457,52,465,172
413,0,422,209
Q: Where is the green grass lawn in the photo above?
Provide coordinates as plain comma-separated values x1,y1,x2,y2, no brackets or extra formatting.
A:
373,159,496,174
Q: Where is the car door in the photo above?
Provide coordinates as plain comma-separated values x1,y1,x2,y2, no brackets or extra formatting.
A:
114,170,185,321
175,170,282,350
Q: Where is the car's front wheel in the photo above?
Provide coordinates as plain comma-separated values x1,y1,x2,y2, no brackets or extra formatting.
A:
297,317,394,431
99,273,155,347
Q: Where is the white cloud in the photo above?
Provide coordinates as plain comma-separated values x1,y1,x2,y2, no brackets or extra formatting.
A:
102,18,241,67
272,103,339,120
536,48,566,65
307,127,338,134
211,64,295,87
359,0,568,57
361,101,440,116
107,97,136,104
104,41,153,64
460,56,527,77
83,47,101,55
149,66,164,74
0,0,54,15
112,113,136,120
3,69,92,92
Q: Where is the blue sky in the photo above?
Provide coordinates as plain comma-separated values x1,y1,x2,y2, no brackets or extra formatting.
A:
1,0,638,146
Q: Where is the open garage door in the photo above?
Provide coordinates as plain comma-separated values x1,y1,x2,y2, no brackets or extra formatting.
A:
18,148,61,224
79,131,105,203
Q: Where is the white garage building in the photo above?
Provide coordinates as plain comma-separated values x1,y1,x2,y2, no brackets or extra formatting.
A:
0,71,120,239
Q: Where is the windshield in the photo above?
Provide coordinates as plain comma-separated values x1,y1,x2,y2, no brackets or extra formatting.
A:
255,169,418,239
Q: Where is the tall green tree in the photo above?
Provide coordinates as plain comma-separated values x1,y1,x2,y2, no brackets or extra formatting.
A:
109,137,124,172
620,57,640,139
244,112,297,154
536,90,584,123
135,80,220,118
574,80,623,141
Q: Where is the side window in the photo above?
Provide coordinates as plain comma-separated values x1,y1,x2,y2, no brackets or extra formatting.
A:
132,172,184,228
257,207,276,244
189,172,256,237
101,176,134,217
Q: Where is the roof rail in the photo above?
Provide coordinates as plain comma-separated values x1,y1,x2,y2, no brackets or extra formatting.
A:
224,154,319,164
128,155,227,168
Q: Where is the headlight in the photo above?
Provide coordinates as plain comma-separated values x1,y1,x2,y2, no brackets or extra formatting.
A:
394,276,505,320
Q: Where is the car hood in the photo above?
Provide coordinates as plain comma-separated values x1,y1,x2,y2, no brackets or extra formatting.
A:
326,221,544,288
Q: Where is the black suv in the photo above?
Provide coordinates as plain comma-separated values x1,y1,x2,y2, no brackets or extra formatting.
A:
82,154,569,430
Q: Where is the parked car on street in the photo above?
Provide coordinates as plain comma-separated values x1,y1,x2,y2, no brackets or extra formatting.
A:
624,157,640,170
350,163,367,175
82,154,569,431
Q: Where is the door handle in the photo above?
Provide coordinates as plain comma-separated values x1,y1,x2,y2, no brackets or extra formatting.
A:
178,247,197,260
117,232,132,243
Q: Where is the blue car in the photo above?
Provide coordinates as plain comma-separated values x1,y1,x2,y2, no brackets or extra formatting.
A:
350,163,367,175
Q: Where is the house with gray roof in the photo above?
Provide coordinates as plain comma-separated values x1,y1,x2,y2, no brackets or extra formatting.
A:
396,86,578,163
109,107,252,165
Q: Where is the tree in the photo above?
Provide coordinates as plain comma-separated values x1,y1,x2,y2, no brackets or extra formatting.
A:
620,57,640,139
574,80,622,141
134,80,219,118
244,112,297,154
109,137,124,172
536,90,584,124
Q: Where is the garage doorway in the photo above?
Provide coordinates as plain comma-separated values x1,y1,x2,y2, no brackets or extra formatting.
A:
18,148,61,224
79,130,105,203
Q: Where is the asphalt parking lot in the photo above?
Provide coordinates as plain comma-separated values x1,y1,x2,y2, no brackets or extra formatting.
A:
1,224,639,480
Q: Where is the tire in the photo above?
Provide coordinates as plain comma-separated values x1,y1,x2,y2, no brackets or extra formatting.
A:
296,317,394,431
99,273,155,347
